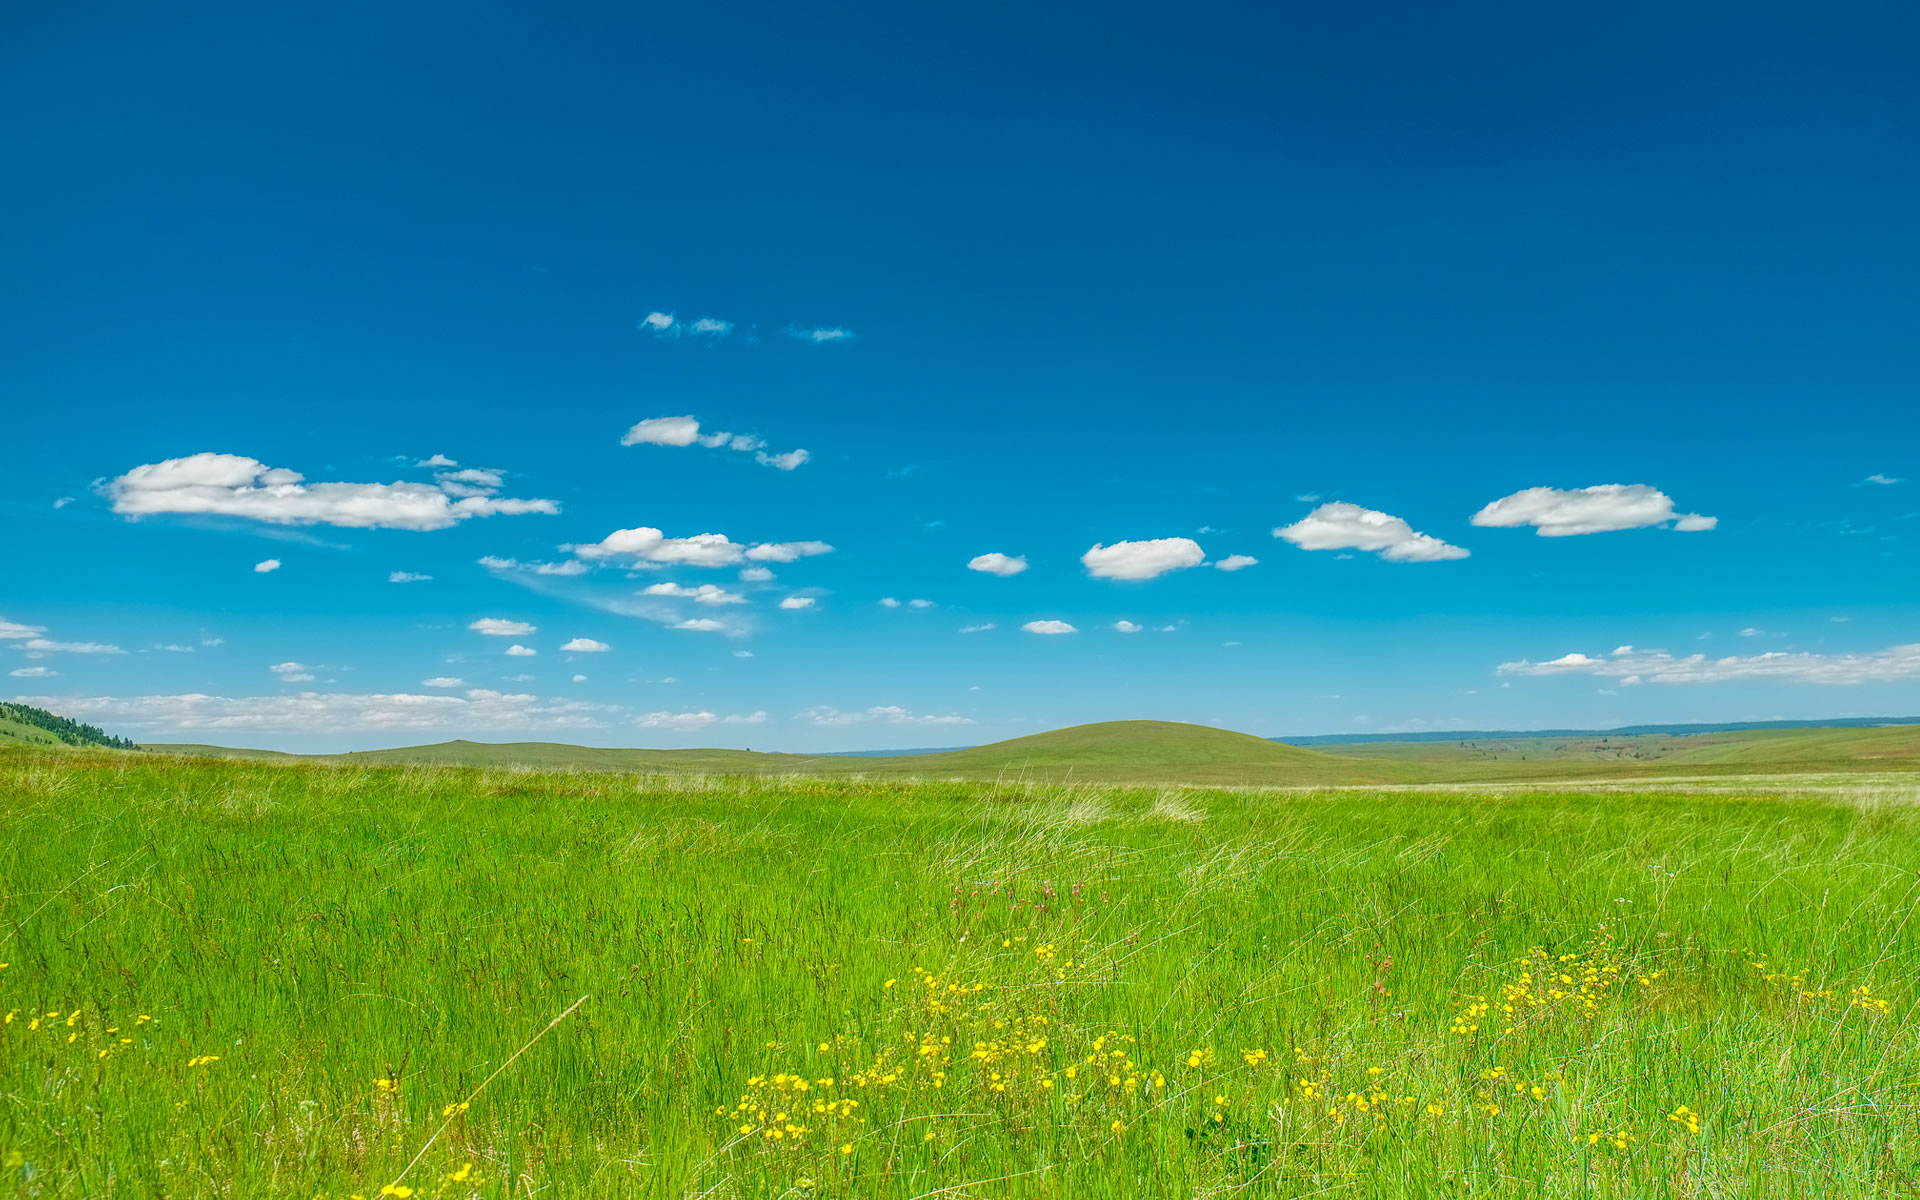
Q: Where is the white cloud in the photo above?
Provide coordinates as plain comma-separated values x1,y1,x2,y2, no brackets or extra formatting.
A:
572,674,588,683
152,644,195,653
504,673,534,682
0,619,47,640
959,623,997,633
878,597,901,608
10,666,56,678
636,709,767,731
107,453,558,531
688,317,734,337
1739,627,1765,638
469,618,536,636
779,596,816,610
788,326,853,344
1214,554,1258,572
1022,620,1077,635
53,496,74,509
1497,641,1920,685
968,552,1028,577
388,570,431,583
800,705,970,726
505,644,538,657
19,690,618,734
908,599,935,609
1471,485,1712,537
621,416,808,471
740,566,775,582
560,638,611,652
642,582,746,606
416,454,457,468
1672,514,1719,532
24,638,126,656
569,528,832,569
1113,620,1142,633
673,618,726,632
621,416,703,447
433,467,504,498
476,555,586,576
639,312,676,333
254,559,282,574
744,540,834,563
1858,474,1902,486
1275,503,1468,562
755,448,810,471
269,661,315,683
422,677,463,688
1082,537,1207,580
201,637,224,647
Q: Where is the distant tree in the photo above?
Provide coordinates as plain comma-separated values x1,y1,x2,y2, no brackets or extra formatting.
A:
0,702,136,750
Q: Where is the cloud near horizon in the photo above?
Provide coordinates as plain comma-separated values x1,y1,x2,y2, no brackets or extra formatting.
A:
1497,641,1920,685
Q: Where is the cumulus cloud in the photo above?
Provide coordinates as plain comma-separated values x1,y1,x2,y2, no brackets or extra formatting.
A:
744,540,833,563
621,416,808,471
673,618,726,632
560,638,610,652
740,566,775,583
1214,555,1258,571
1275,503,1468,562
269,661,315,683
800,705,970,726
639,312,676,333
788,326,854,344
1497,642,1920,686
505,644,537,656
422,677,463,688
106,453,558,531
779,596,816,610
469,618,536,636
17,690,619,734
1081,538,1207,581
1113,620,1142,633
1023,620,1077,635
432,467,504,498
388,571,431,583
254,559,282,573
568,528,833,569
416,454,458,468
754,449,810,471
642,582,746,606
968,552,1028,577
878,598,902,608
1470,485,1712,537
10,666,56,678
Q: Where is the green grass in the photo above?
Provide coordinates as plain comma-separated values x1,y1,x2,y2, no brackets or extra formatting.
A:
0,717,63,749
3,750,1919,1197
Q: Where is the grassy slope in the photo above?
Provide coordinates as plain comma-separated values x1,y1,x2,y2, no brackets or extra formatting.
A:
1313,723,1920,775
0,715,64,748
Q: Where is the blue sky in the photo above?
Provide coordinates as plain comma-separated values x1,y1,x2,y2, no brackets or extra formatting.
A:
4,0,1918,751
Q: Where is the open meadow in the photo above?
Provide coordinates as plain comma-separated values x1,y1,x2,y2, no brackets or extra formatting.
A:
4,749,1919,1198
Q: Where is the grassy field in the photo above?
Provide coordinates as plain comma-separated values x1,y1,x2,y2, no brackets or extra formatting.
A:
4,749,1920,1196
142,720,1920,788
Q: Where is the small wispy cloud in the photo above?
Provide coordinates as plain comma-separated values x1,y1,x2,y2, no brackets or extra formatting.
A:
787,326,854,344
254,559,282,574
1856,473,1903,487
388,570,431,583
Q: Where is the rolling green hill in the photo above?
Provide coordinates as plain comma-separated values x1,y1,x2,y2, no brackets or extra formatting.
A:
0,714,67,748
824,720,1395,785
114,719,1920,785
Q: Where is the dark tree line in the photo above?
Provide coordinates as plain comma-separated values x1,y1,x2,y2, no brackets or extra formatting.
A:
0,702,136,749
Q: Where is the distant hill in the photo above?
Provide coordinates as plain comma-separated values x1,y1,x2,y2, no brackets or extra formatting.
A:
0,702,135,750
832,720,1395,785
1277,716,1920,745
